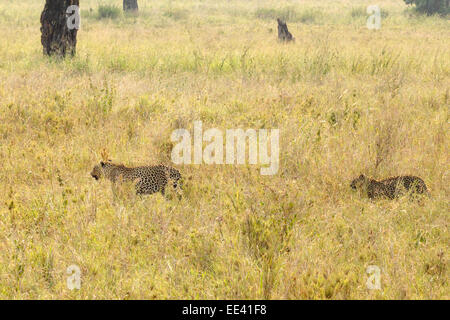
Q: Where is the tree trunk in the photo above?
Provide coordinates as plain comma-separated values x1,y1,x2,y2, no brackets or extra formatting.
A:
123,0,139,12
277,18,294,42
40,0,79,57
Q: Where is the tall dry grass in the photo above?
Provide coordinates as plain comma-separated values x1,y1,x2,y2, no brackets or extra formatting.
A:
0,0,448,299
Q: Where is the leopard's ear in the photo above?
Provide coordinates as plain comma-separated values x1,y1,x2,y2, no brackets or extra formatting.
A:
359,174,365,179
100,161,105,167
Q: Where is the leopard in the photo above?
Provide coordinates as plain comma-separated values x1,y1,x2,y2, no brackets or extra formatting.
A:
91,160,182,197
350,174,429,200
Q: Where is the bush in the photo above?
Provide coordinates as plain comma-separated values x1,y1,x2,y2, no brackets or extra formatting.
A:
254,6,298,22
163,7,190,20
404,0,449,15
350,7,366,18
97,5,122,19
254,6,324,24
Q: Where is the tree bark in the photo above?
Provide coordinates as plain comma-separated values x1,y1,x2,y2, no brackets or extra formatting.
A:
277,18,294,42
40,0,79,57
123,0,139,12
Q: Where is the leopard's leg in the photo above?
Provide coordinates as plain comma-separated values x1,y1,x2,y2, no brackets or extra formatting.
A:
111,182,120,204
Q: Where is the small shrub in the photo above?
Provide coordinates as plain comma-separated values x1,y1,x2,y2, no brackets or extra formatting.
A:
350,7,366,18
163,7,189,20
298,8,324,24
97,5,121,20
254,6,298,22
381,8,390,18
404,0,449,15
255,6,323,24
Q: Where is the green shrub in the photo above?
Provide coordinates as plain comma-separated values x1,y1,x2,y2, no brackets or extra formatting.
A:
163,7,189,20
255,6,323,23
298,8,324,24
404,0,449,15
255,7,298,22
350,7,367,18
97,5,122,20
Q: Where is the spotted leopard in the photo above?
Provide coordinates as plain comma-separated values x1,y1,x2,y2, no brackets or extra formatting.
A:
350,174,429,200
91,160,182,197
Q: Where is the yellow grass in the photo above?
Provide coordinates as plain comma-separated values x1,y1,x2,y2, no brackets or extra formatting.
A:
0,0,448,299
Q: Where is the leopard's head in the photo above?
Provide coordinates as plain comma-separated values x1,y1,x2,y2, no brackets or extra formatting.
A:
91,160,114,180
350,174,368,191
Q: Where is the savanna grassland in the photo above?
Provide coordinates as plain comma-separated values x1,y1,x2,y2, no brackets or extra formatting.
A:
0,0,448,299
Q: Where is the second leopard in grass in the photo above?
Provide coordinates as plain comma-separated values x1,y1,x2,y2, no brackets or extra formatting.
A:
350,174,429,200
91,160,182,197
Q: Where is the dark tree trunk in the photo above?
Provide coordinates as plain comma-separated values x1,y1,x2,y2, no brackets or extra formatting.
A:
277,18,294,42
123,0,139,12
40,0,79,57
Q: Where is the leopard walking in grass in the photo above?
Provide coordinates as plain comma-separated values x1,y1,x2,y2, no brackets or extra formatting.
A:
91,160,182,198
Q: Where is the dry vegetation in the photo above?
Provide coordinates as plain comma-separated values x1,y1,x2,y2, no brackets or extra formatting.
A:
0,0,448,299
